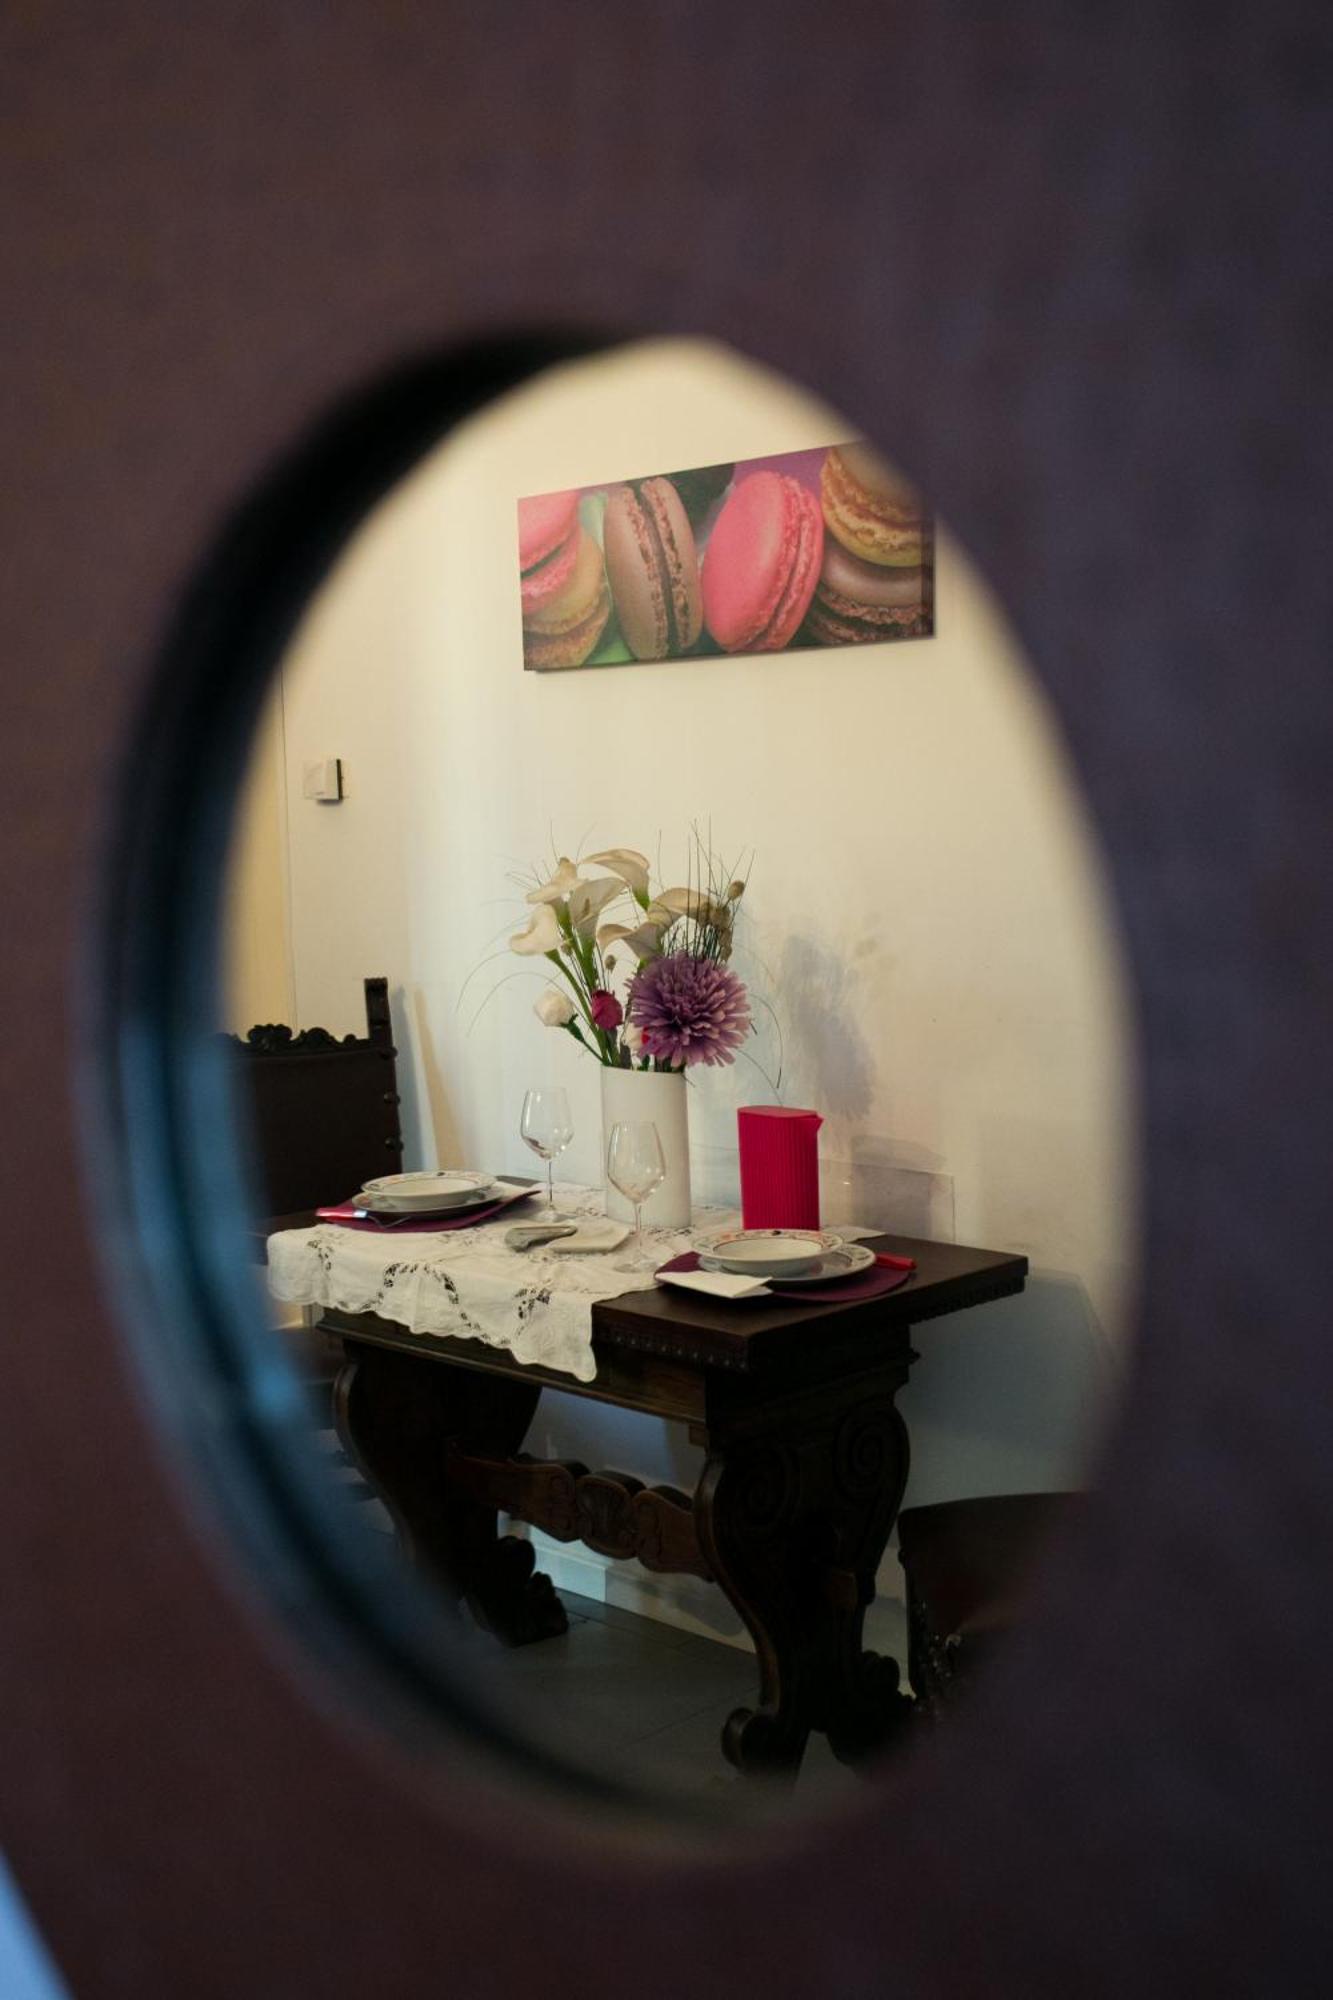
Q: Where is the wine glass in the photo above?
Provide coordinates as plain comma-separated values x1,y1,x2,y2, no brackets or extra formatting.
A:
606,1120,666,1274
520,1087,574,1219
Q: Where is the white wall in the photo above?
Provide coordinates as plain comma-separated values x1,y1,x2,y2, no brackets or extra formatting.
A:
260,339,1137,1636
221,682,295,1033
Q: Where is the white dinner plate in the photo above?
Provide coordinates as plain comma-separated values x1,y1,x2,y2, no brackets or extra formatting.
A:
353,1188,500,1217
697,1241,876,1285
357,1170,495,1212
693,1226,843,1277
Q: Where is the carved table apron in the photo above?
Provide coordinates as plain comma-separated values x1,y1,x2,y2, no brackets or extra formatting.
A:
324,1232,1027,1776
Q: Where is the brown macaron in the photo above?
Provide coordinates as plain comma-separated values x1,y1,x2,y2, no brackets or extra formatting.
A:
804,539,931,646
602,477,703,660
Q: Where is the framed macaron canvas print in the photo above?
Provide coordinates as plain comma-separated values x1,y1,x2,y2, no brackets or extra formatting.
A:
516,443,933,670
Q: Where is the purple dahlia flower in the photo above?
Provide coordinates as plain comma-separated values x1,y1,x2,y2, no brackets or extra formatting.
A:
628,952,752,1069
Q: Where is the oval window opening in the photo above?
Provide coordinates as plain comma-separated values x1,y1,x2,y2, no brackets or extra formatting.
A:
94,333,1140,1828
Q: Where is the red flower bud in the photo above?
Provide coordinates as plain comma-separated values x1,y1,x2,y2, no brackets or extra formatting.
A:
590,989,624,1032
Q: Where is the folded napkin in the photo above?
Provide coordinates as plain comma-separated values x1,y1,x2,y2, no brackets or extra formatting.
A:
547,1219,632,1255
316,1184,540,1232
655,1251,917,1305
655,1256,772,1301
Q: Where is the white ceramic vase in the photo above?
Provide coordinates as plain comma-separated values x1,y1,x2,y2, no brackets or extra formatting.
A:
599,1065,692,1230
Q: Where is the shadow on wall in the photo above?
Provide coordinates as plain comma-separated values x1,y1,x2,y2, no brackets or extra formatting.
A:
735,932,959,1231
769,931,880,1121
898,1272,1119,1507
692,924,958,1238
400,983,459,1170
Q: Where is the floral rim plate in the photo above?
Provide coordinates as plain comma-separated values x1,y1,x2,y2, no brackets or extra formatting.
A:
358,1170,495,1212
695,1226,844,1276
353,1189,501,1217
698,1241,877,1285
764,1242,876,1285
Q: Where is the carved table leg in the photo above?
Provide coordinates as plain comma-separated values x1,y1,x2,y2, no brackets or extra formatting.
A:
695,1378,915,1776
334,1342,567,1645
695,1436,814,1776
819,1397,916,1766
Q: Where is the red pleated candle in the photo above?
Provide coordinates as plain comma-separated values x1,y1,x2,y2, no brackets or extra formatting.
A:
737,1106,823,1229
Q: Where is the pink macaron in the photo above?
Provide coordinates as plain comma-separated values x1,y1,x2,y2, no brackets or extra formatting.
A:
701,471,824,653
517,490,581,614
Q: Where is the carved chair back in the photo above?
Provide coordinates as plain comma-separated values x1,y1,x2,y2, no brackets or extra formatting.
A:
228,976,405,1222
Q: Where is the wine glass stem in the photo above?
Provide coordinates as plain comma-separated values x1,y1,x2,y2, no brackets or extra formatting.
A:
546,1158,555,1220
633,1200,644,1264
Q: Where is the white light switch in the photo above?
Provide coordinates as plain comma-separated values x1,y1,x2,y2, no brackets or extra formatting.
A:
302,757,343,802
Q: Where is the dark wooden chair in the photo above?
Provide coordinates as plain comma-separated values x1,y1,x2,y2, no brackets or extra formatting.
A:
227,975,405,1388
229,975,405,1224
896,1492,1081,1718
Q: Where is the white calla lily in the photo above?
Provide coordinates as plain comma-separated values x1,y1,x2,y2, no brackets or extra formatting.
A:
509,904,562,955
584,847,651,900
596,922,633,951
568,876,624,937
621,921,666,960
647,887,712,924
534,987,576,1027
526,857,581,905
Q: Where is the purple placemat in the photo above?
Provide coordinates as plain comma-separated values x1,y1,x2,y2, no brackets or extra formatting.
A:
314,1190,538,1234
657,1251,916,1304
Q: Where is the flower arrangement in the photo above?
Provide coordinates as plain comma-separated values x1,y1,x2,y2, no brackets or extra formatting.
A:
509,840,753,1071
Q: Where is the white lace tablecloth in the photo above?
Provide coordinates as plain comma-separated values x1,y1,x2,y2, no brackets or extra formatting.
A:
266,1184,728,1383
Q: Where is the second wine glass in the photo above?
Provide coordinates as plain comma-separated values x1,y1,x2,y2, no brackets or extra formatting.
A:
520,1087,574,1219
606,1120,666,1273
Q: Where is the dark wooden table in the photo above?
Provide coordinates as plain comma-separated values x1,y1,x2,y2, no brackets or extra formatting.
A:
301,1224,1027,1777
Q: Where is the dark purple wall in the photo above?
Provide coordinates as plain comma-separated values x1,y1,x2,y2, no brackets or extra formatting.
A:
2,4,1331,1993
